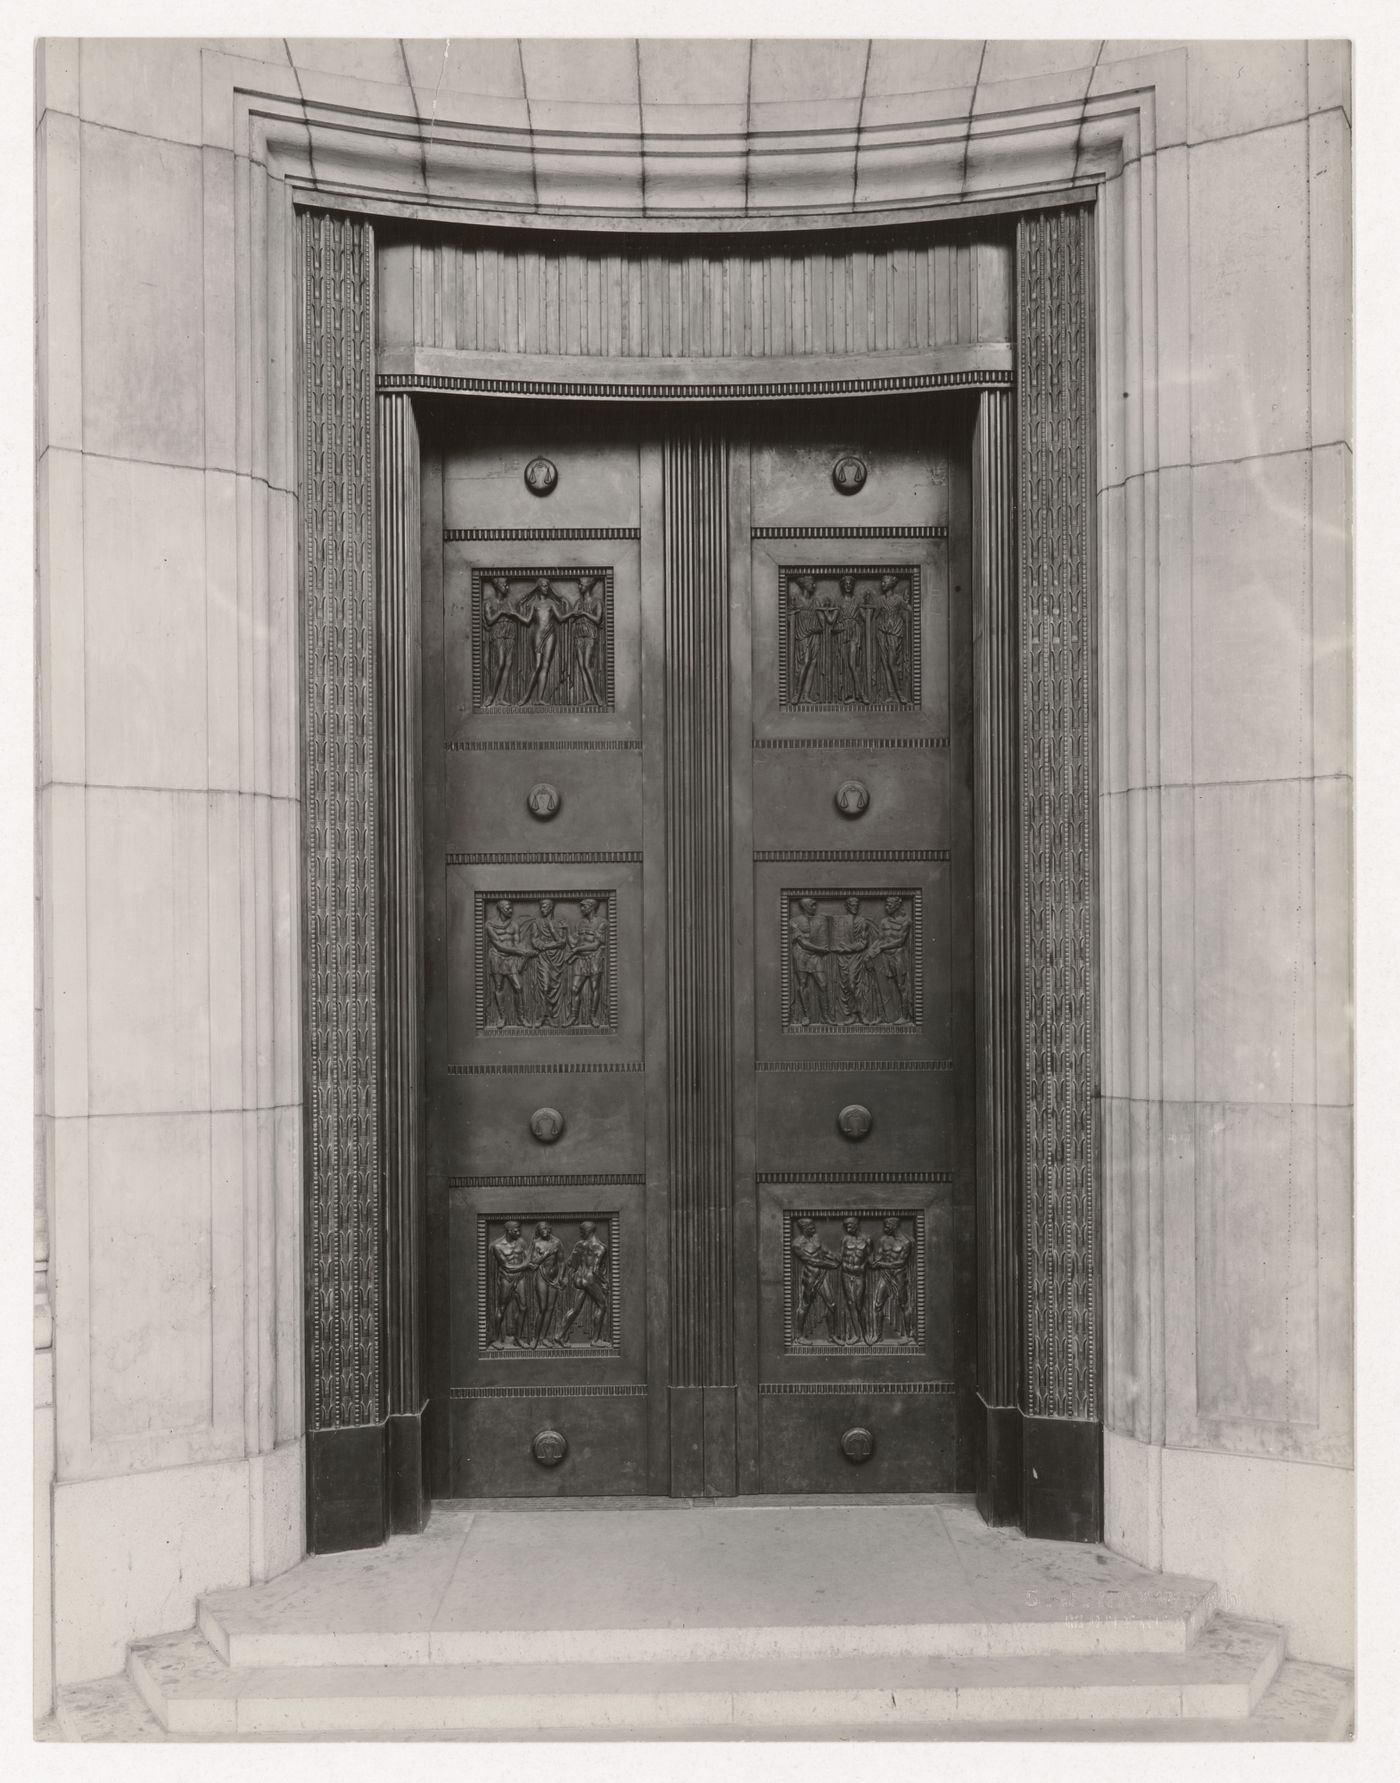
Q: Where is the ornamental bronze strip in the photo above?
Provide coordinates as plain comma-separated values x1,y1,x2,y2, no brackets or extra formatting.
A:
751,525,947,539
663,427,734,1390
379,369,1012,401
302,211,380,1433
759,1382,956,1396
1017,206,1098,1422
445,526,640,540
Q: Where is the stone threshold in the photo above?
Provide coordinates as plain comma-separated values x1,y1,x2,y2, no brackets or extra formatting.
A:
53,1654,1355,1743
46,1499,1356,1742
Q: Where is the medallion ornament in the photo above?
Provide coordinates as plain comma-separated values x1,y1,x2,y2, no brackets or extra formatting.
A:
831,455,868,495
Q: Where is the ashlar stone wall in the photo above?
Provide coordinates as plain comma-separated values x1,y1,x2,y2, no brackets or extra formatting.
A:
33,38,1353,1706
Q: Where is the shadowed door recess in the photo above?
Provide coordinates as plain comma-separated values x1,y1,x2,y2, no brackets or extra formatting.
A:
421,396,975,1498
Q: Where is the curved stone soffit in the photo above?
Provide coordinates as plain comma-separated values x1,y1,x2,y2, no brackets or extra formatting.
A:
236,75,1160,223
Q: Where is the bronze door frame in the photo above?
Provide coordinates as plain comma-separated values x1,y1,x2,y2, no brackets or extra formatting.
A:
299,204,1099,1550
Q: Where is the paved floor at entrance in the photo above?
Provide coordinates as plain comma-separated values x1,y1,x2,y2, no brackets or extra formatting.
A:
49,1496,1354,1740
196,1497,1219,1664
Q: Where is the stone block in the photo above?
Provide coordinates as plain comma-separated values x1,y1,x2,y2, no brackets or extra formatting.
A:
1188,125,1310,465
53,1456,253,1684
402,38,524,97
1158,785,1197,1104
963,109,1081,196
637,38,750,107
38,782,88,1119
36,110,82,458
1098,790,1130,1100
86,1112,214,1443
79,37,206,145
1098,478,1129,794
748,39,869,106
1186,40,1308,143
1307,40,1352,116
1155,465,1195,789
205,791,246,1112
1193,779,1319,1105
978,42,1100,83
201,146,238,476
1313,1105,1354,1459
1189,451,1312,786
203,470,241,794
520,38,640,106
36,446,85,788
1308,108,1353,451
85,788,212,1116
864,41,985,98
1091,48,1188,150
853,129,967,210
82,456,209,790
268,795,300,1109
1102,1095,1146,1436
249,1440,306,1584
35,37,80,118
532,141,643,214
857,85,977,134
266,489,299,802
1103,1427,1163,1572
642,136,747,213
1160,1445,1354,1666
285,39,413,86
1312,775,1353,1110
80,124,205,467
1190,1101,1320,1430
746,140,858,213
1154,146,1192,468
273,1103,303,1449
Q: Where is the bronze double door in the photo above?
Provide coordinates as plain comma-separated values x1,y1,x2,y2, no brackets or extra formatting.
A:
421,394,975,1498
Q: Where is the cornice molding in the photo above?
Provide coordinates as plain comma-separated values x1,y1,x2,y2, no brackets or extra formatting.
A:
212,47,1178,230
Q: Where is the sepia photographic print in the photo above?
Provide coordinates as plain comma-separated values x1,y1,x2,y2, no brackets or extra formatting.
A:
26,9,1370,1760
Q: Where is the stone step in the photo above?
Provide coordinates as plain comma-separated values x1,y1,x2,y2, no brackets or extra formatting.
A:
129,1615,1285,1738
55,1654,1356,1742
195,1502,1221,1668
198,1600,1219,1669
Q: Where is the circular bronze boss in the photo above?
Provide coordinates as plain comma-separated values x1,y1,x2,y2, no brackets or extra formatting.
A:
526,782,562,820
530,1107,566,1143
831,455,867,495
532,1429,568,1466
523,456,558,496
840,1427,876,1462
837,1103,873,1141
834,779,870,818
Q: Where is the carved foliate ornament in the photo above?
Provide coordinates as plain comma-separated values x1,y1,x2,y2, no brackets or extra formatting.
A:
301,211,380,1431
1018,206,1098,1422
